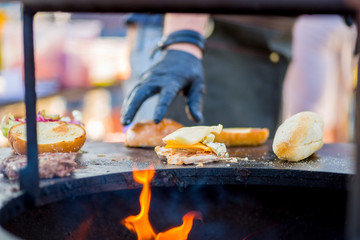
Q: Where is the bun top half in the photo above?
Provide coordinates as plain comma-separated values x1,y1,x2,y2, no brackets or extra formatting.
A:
273,111,324,161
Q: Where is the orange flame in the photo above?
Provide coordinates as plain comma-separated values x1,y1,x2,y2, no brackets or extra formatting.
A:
121,166,202,240
122,166,156,240
155,211,203,240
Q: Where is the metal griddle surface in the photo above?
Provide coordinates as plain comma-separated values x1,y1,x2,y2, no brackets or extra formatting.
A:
0,141,355,208
73,141,355,175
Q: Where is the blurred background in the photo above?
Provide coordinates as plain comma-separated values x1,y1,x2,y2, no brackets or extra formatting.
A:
0,3,358,147
0,3,132,147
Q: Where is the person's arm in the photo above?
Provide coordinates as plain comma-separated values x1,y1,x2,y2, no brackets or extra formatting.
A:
121,13,209,125
163,13,209,59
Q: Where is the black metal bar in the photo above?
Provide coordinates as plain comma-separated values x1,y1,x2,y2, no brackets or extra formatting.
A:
13,0,356,14
347,12,360,240
19,8,39,205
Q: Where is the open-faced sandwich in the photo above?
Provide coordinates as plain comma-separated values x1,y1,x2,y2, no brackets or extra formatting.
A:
1,110,86,155
155,124,229,165
0,110,86,180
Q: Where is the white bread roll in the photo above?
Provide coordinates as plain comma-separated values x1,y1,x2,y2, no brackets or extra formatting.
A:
214,128,269,146
272,111,324,162
8,121,86,155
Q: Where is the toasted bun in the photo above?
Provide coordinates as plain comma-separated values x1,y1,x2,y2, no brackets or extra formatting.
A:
272,111,324,162
214,128,269,146
8,121,86,155
125,119,183,147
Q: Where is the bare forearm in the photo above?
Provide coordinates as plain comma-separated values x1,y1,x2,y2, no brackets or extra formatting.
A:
163,13,209,35
163,13,209,59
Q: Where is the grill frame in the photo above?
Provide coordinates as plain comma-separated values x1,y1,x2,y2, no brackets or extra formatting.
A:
0,0,359,238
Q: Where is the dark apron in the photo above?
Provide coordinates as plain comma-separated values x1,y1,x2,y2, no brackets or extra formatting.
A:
165,16,294,137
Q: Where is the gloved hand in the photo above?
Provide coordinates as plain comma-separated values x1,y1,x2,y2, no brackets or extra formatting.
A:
121,49,205,125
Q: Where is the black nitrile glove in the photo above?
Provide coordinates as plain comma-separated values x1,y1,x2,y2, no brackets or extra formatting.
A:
121,50,205,126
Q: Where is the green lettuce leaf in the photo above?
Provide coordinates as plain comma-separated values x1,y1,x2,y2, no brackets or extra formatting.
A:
1,114,21,138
